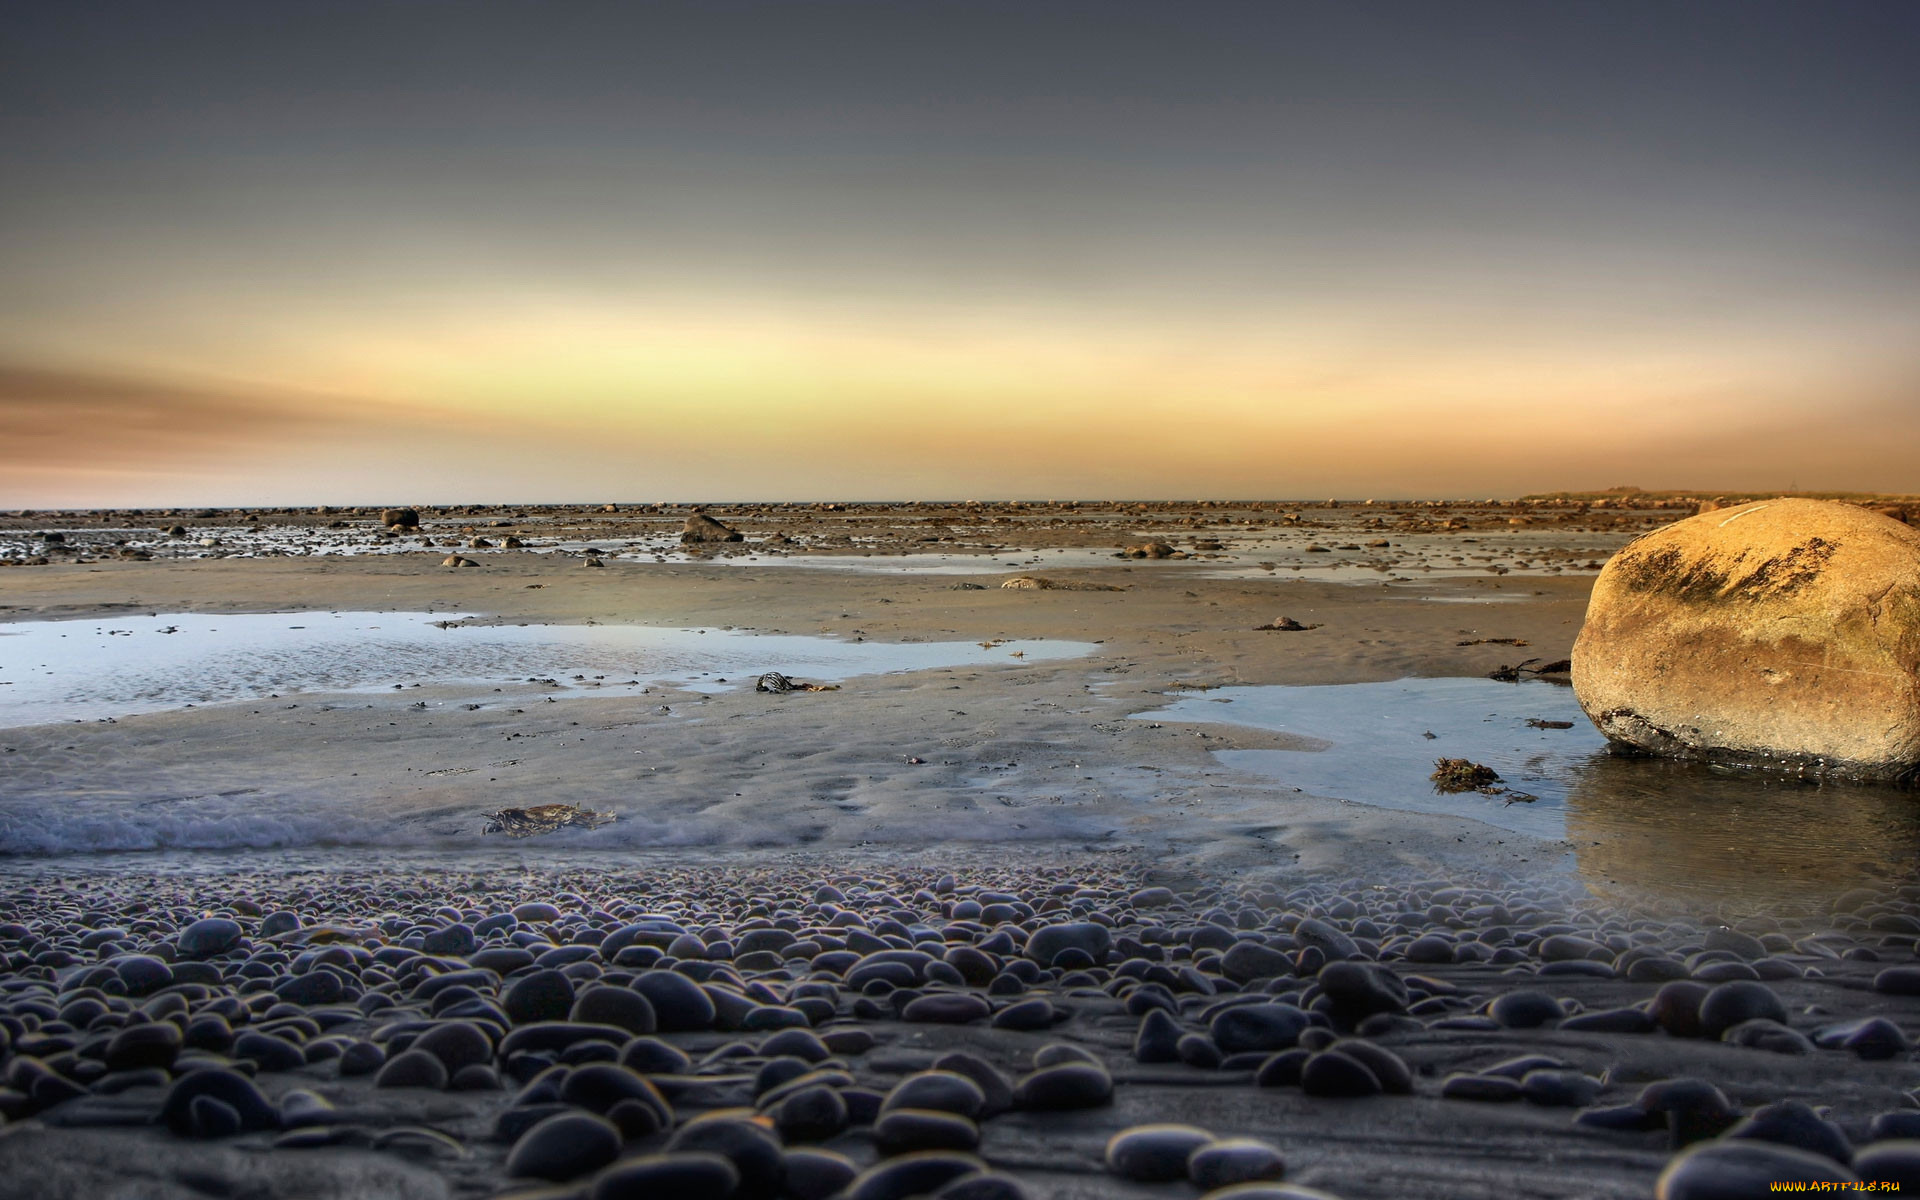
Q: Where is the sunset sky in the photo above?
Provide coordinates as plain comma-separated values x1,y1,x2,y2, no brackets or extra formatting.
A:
3,1,1916,506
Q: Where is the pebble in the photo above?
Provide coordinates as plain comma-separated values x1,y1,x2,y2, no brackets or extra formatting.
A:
634,971,719,1031
159,1068,279,1137
504,969,576,1024
1187,1138,1287,1188
1655,1141,1859,1197
842,1151,988,1200
876,1108,981,1152
1854,1140,1920,1187
1105,1124,1215,1182
1697,980,1788,1039
1024,922,1112,966
1725,1099,1853,1164
1013,1063,1113,1110
177,917,244,958
506,1111,623,1180
1210,1003,1311,1054
1488,990,1564,1028
782,1148,859,1200
1300,1049,1381,1098
884,1071,988,1118
588,1152,741,1200
571,984,658,1033
375,1048,450,1089
665,1116,786,1198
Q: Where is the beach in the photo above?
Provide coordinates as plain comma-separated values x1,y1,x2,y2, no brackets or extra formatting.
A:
2,498,1917,1198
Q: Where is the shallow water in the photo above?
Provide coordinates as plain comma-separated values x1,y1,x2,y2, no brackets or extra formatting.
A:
0,611,1092,727
1146,677,1920,904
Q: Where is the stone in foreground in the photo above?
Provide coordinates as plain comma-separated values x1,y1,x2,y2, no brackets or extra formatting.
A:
1572,498,1920,781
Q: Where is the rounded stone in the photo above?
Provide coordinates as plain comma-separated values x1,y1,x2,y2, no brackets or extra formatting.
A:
1489,990,1564,1028
771,1083,849,1141
782,1148,859,1200
338,1040,386,1076
504,969,576,1025
1013,1063,1113,1111
634,971,718,1031
571,985,658,1034
902,993,992,1024
1209,1004,1310,1055
375,1048,450,1090
104,1020,183,1072
273,970,344,1006
1698,981,1788,1040
876,1108,981,1153
588,1152,740,1200
884,1071,987,1119
1024,922,1111,966
160,1068,279,1136
559,1063,670,1121
1300,1049,1382,1098
412,1021,493,1072
1655,1140,1859,1197
1855,1140,1920,1187
420,923,477,957
507,1111,623,1181
1187,1139,1287,1189
1105,1123,1215,1182
177,918,244,959
842,1151,987,1200
664,1116,785,1198
1572,498,1920,779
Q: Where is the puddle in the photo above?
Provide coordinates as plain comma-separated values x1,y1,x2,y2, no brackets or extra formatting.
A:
1144,677,1920,905
0,612,1092,727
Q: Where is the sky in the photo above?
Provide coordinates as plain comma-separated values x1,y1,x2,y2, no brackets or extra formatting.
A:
2,1,1916,506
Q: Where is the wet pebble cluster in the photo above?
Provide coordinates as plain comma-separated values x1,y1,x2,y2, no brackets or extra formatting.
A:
4,865,1920,1197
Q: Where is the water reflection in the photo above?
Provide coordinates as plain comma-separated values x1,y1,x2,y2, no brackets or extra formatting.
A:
1564,753,1920,907
1145,676,1920,908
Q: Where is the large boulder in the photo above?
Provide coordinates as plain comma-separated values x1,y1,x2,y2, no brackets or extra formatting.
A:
1572,498,1920,780
680,511,744,544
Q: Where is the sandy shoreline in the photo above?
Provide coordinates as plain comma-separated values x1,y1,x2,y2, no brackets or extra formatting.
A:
4,501,1919,1199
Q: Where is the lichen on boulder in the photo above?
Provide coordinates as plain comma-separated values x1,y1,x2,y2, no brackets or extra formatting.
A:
1571,498,1920,781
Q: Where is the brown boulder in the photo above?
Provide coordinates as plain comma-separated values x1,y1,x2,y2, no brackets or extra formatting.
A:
681,511,744,543
381,508,419,529
1571,498,1920,780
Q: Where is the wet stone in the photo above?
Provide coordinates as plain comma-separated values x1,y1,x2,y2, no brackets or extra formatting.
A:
1300,1049,1381,1098
504,969,576,1025
1013,1063,1113,1110
507,1111,623,1181
375,1048,450,1089
876,1108,981,1153
1105,1124,1216,1182
1655,1141,1858,1197
177,918,243,959
588,1151,741,1200
1697,980,1788,1040
1725,1099,1854,1165
1187,1138,1287,1189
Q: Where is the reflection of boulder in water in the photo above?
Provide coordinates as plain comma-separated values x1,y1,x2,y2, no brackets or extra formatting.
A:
1564,751,1920,907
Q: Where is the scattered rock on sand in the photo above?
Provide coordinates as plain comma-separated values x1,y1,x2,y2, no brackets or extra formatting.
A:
681,511,745,543
381,507,419,529
441,554,479,568
481,804,617,837
1572,498,1920,780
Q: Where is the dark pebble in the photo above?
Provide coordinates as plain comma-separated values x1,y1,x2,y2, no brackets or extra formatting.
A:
588,1151,740,1200
665,1116,786,1198
876,1108,981,1152
160,1068,278,1137
503,968,576,1025
842,1151,987,1200
634,971,719,1031
177,918,243,959
1725,1099,1853,1165
782,1148,859,1200
1697,981,1787,1040
1013,1063,1113,1110
1300,1049,1381,1098
506,1111,623,1181
1489,990,1563,1028
571,985,658,1034
375,1048,449,1090
1187,1138,1287,1188
1105,1123,1214,1182
1655,1141,1858,1197
1210,1003,1310,1054
1854,1140,1920,1187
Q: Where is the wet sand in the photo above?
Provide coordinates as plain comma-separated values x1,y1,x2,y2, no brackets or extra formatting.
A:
3,498,1918,1199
